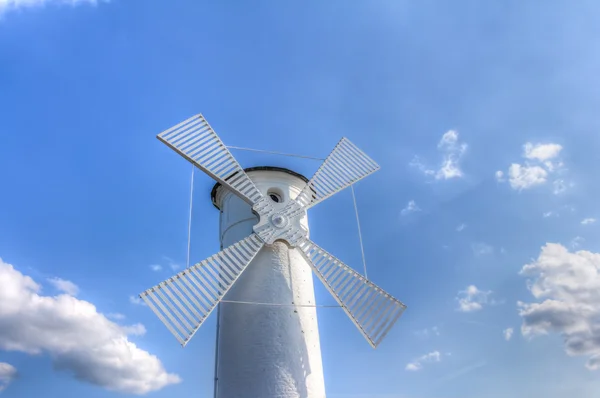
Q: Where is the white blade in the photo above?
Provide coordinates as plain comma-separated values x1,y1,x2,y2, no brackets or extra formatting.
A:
294,137,380,210
140,233,264,346
157,114,264,206
298,238,406,348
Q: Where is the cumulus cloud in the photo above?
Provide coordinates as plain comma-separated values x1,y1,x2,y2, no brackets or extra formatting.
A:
507,164,548,190
400,200,421,216
0,362,16,392
47,277,79,296
456,285,492,312
0,258,180,394
497,142,567,192
149,264,162,272
503,328,514,341
518,243,600,370
405,351,442,371
410,130,468,180
0,0,98,14
581,218,596,225
523,143,563,162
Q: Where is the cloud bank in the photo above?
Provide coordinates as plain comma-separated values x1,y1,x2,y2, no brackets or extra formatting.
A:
0,258,181,394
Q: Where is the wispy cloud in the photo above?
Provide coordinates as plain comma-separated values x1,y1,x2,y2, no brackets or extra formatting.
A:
456,223,466,232
149,264,162,272
405,351,442,371
0,0,99,15
106,313,126,320
400,200,421,216
0,363,17,392
410,130,468,180
437,361,486,383
581,218,596,225
472,242,494,256
47,277,79,296
570,236,585,249
503,328,514,341
129,295,146,306
414,326,440,338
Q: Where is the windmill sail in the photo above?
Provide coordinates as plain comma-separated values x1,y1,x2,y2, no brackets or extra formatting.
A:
294,137,380,210
140,234,264,346
157,114,264,206
298,238,406,348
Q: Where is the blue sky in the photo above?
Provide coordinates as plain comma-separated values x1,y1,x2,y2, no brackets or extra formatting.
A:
2,1,600,397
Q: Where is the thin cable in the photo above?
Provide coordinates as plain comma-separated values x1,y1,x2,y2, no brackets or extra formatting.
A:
227,145,324,161
351,184,368,279
186,165,195,268
221,299,341,308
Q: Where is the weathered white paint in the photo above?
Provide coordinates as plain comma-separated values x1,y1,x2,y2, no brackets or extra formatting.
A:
213,169,326,398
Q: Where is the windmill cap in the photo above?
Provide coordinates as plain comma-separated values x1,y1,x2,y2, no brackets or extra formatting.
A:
210,166,310,210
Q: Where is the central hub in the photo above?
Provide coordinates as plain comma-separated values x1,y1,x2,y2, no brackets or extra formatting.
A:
271,213,288,229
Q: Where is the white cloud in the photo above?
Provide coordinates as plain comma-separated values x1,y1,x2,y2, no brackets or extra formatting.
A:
0,258,180,394
129,295,146,306
523,142,563,162
162,256,181,271
47,277,79,296
581,218,596,225
400,200,421,216
0,363,16,392
570,236,585,250
0,0,98,14
472,242,494,256
543,211,556,218
456,285,492,312
405,351,442,371
553,179,567,195
507,164,548,190
503,328,514,341
497,142,568,192
518,243,600,370
456,223,466,232
149,264,162,272
410,130,468,180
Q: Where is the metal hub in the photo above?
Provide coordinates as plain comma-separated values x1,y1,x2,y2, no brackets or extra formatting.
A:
270,213,289,229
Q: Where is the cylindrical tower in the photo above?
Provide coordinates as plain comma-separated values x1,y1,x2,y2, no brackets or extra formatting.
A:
211,167,326,398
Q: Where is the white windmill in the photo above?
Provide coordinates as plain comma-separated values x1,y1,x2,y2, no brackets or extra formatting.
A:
140,114,407,398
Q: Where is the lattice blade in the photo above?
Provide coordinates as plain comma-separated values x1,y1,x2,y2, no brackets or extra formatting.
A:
140,233,264,346
294,137,380,209
157,114,264,206
298,238,406,348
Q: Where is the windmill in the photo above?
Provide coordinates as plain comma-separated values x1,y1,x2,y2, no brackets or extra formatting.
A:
139,114,407,398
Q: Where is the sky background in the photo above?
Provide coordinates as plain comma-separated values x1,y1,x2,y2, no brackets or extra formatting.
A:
2,1,600,397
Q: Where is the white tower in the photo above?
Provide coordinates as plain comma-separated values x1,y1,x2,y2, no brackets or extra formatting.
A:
212,167,326,397
139,114,406,398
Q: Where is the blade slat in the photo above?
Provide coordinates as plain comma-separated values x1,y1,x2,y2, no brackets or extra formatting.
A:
293,137,380,210
157,114,264,206
140,233,264,346
298,238,406,348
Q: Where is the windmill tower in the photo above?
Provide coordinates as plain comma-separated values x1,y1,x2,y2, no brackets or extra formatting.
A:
140,114,407,398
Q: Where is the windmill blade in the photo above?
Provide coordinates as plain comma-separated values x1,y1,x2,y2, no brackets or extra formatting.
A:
157,114,264,206
294,137,380,210
297,238,406,348
140,233,264,346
